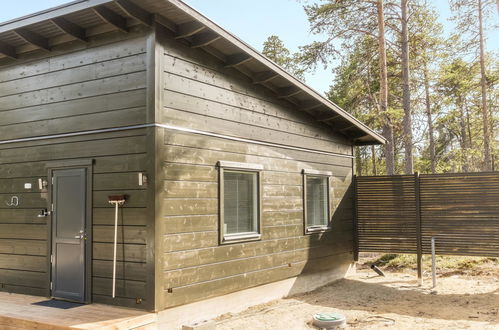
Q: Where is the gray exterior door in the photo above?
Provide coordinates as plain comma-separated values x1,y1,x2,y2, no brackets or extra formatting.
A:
51,168,87,302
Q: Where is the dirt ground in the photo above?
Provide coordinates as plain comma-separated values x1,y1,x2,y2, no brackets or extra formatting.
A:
215,261,498,329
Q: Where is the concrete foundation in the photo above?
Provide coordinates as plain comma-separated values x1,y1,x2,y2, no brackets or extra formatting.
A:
157,263,355,329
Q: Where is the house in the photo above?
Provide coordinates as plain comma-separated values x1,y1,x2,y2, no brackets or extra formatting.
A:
0,0,384,326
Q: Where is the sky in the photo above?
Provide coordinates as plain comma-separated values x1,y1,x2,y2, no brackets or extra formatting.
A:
1,0,497,95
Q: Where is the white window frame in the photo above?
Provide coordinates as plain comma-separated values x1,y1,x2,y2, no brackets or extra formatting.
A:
303,169,332,234
218,161,263,244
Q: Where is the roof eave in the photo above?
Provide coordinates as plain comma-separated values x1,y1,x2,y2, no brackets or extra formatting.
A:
164,0,385,145
0,0,385,146
0,0,113,34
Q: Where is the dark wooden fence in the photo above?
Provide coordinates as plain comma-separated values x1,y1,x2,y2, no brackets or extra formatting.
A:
354,172,499,258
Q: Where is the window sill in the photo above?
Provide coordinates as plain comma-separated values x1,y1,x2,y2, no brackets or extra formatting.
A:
305,226,331,234
221,233,261,244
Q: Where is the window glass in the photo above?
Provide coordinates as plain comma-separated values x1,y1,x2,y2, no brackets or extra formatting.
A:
306,176,329,227
223,170,259,235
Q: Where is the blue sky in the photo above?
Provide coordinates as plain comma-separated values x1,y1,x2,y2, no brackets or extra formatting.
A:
1,0,497,95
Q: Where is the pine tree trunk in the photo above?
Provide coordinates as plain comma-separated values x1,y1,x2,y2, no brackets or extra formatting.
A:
423,63,436,174
466,107,472,146
459,98,470,172
371,145,378,175
377,0,395,175
478,0,492,171
401,0,413,174
356,147,363,176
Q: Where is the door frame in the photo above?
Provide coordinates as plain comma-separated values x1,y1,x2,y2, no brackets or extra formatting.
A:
46,159,93,303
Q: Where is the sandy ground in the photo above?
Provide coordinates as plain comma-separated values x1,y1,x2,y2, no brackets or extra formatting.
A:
215,270,498,329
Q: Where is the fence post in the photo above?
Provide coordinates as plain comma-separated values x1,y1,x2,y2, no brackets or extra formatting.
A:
353,175,359,262
415,172,423,285
431,237,436,288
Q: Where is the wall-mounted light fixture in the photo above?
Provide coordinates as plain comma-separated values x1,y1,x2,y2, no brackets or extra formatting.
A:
138,173,148,186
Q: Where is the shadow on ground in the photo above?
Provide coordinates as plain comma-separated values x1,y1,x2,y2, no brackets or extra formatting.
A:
292,277,499,323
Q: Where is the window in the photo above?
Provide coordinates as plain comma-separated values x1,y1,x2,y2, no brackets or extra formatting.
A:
303,169,331,233
219,161,262,243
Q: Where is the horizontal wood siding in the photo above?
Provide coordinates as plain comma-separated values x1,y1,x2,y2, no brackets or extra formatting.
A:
420,173,499,256
158,30,352,156
0,33,150,309
0,33,148,141
159,130,354,308
356,173,499,257
0,130,149,308
356,175,417,253
157,28,355,309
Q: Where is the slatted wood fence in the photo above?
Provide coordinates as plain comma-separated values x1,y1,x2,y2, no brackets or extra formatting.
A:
355,172,499,258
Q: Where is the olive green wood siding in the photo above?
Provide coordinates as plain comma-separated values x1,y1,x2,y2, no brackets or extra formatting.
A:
0,32,151,310
0,32,149,141
0,19,357,312
159,131,355,308
157,28,352,156
157,28,355,309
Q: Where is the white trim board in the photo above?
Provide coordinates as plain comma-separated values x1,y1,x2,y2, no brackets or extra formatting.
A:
0,123,355,159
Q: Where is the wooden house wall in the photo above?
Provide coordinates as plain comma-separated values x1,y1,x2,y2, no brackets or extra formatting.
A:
156,30,356,309
0,32,151,309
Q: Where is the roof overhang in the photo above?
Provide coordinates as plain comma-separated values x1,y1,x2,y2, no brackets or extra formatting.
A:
0,0,385,146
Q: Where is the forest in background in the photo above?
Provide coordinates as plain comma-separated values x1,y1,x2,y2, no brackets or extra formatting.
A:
262,0,498,176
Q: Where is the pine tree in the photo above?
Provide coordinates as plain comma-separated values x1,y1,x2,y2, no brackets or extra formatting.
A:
450,0,496,171
409,2,447,174
262,35,304,80
297,0,396,174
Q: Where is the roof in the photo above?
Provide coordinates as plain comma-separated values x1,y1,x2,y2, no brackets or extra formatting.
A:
0,0,385,145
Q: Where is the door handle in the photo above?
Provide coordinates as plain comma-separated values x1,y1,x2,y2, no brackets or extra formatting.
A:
75,230,86,240
38,209,51,218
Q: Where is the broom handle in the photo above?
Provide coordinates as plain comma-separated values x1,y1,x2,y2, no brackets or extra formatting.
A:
112,202,118,298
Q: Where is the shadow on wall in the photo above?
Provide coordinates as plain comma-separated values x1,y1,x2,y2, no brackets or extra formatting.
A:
287,181,356,297
161,131,357,302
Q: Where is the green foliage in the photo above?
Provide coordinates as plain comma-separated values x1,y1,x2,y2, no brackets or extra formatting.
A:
371,254,498,273
437,59,477,99
327,37,381,125
297,0,379,71
449,0,497,51
262,35,305,80
430,55,498,172
373,253,399,266
264,1,498,175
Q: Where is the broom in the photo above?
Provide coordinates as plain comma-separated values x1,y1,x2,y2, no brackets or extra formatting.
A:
108,195,127,298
